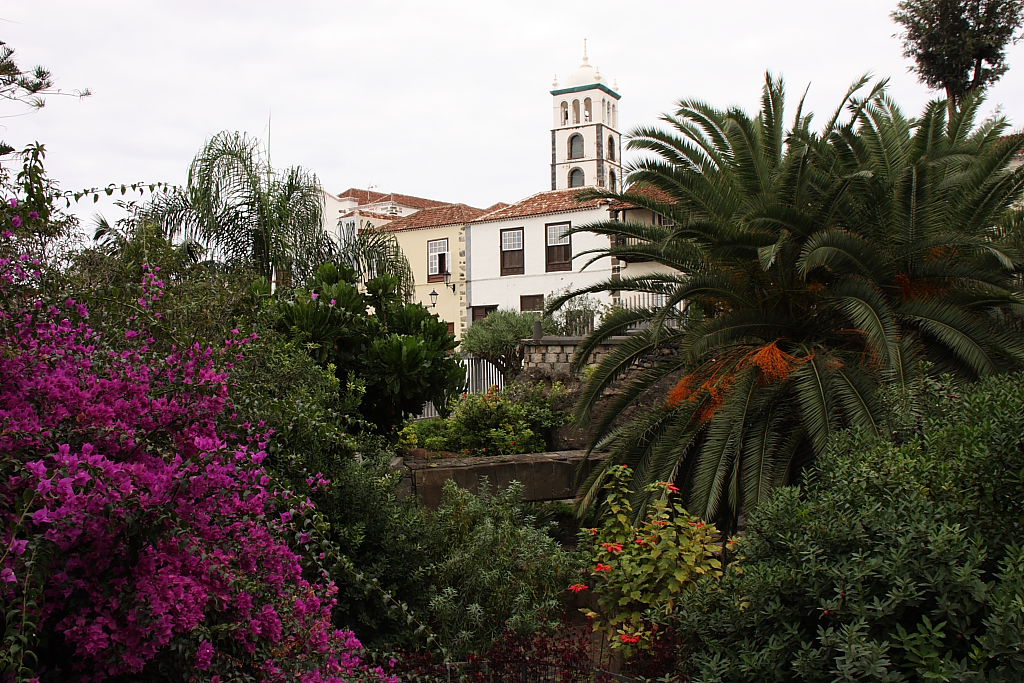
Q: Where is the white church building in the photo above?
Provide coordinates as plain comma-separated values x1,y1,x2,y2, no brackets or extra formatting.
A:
327,48,666,336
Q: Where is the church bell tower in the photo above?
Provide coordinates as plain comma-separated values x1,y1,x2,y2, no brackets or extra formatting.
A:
550,42,623,191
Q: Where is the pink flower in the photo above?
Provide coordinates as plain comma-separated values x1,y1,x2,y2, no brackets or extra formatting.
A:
28,211,40,220
8,197,17,208
311,292,319,300
195,641,215,670
11,216,22,228
1,568,16,583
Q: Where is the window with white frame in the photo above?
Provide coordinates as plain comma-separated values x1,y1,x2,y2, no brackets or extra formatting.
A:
427,238,448,283
545,222,572,272
500,228,524,276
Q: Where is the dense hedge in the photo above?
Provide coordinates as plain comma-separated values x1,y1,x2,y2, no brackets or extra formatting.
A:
663,374,1024,681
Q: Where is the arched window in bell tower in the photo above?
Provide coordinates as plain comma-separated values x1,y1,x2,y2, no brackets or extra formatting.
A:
568,134,584,160
569,168,585,187
609,170,617,192
608,136,616,161
560,101,569,125
584,98,592,122
572,100,580,124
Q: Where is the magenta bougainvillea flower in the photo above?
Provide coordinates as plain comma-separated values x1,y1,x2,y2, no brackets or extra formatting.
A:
0,251,397,681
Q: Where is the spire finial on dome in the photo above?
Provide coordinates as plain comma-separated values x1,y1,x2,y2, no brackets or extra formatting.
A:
582,38,589,65
552,74,559,88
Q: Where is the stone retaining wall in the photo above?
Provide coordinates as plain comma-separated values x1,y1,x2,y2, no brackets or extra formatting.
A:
393,450,606,508
521,335,631,376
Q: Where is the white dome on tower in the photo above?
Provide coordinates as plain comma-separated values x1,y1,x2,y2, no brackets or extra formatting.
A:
565,59,605,87
561,40,608,88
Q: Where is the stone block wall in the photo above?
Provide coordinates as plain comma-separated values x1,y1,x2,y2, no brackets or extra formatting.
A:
393,450,606,508
521,335,631,376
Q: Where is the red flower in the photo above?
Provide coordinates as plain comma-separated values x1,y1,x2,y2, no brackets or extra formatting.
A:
568,584,589,593
619,634,641,644
594,563,613,572
659,481,680,493
635,538,648,545
587,528,598,536
601,542,624,554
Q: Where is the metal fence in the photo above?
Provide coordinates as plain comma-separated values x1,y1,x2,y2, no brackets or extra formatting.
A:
463,355,503,394
416,355,503,420
617,293,689,329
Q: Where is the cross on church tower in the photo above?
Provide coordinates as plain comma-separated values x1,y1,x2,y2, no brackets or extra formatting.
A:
549,41,623,191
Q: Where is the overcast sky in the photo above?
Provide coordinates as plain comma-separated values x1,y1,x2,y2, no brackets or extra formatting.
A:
5,1,1024,224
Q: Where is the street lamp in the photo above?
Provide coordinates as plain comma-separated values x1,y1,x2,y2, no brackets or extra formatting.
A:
429,289,439,308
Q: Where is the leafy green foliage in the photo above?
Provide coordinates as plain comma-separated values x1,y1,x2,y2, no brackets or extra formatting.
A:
335,226,417,301
275,264,465,431
553,74,1024,529
576,465,722,655
398,382,573,456
460,310,556,379
662,373,1024,681
892,0,1024,103
417,481,581,659
142,131,337,284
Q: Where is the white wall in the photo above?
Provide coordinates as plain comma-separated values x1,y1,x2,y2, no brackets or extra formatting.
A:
467,206,616,313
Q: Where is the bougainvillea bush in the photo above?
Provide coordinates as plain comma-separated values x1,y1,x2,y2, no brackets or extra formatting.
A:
0,236,395,681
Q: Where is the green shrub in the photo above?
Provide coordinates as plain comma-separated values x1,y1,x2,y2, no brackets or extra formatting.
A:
460,310,556,379
274,266,465,431
575,465,722,654
417,481,582,659
443,387,545,455
398,418,451,452
661,373,1024,682
398,382,573,456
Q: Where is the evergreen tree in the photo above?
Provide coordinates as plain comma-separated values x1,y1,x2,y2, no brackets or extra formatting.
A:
892,0,1024,105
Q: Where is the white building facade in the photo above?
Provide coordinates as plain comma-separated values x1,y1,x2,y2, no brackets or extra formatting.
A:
465,190,616,320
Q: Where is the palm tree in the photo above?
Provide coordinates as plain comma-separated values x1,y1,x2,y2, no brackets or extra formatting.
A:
550,74,1024,529
335,218,416,301
144,131,337,285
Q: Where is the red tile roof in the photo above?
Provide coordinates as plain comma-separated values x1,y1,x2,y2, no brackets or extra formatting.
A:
339,210,394,221
379,203,487,232
609,183,676,210
470,188,614,223
335,188,451,210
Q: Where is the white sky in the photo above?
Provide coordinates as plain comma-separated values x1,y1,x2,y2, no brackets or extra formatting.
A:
5,1,1024,224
